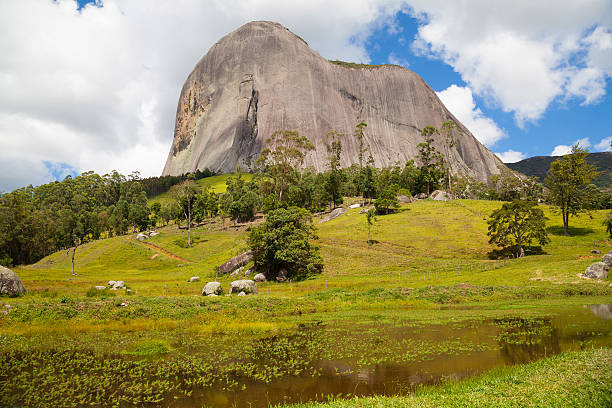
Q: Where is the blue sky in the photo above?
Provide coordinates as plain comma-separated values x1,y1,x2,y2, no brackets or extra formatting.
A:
363,10,612,161
0,1,611,191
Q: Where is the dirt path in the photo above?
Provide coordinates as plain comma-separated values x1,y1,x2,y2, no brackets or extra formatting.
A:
126,237,193,263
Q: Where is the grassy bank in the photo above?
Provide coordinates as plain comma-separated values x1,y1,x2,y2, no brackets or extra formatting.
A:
279,348,612,408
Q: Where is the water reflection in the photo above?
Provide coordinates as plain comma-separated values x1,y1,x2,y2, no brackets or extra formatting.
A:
172,305,612,408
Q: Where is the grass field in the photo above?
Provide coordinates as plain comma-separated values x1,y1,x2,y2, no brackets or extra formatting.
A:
1,198,611,407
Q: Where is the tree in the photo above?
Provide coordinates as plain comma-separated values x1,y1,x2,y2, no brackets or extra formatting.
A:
366,207,376,246
545,145,599,235
604,213,612,239
248,206,323,281
221,171,260,223
440,120,458,193
324,130,344,208
487,200,550,258
257,130,314,202
374,184,400,215
417,126,445,195
170,180,200,247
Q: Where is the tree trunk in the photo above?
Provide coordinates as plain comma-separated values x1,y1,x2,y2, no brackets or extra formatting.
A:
368,225,371,245
563,209,569,236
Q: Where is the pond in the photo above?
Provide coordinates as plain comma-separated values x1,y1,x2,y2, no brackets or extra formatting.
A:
175,304,612,408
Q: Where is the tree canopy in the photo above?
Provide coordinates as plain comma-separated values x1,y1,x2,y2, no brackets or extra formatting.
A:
545,145,599,235
247,206,323,281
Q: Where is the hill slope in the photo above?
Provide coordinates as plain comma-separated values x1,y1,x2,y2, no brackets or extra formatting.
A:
162,21,505,182
507,152,612,191
15,199,611,296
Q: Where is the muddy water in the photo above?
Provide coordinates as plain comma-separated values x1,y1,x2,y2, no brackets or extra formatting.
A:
174,305,612,408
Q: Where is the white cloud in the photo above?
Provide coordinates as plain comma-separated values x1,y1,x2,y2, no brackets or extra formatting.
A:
406,0,612,124
551,137,591,156
594,136,612,151
0,0,408,191
387,52,410,67
436,85,505,147
494,150,527,163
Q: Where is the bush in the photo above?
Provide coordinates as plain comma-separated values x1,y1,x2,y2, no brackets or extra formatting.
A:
248,206,323,281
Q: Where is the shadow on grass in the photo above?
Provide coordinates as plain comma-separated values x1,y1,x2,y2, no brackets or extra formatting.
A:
547,226,594,236
488,245,547,260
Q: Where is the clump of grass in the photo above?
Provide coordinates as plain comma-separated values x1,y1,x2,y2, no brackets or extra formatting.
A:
124,339,172,356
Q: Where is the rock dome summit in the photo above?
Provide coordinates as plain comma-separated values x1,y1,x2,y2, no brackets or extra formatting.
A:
162,21,504,181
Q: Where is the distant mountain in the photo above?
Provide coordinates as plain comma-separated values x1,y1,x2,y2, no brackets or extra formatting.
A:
507,152,612,191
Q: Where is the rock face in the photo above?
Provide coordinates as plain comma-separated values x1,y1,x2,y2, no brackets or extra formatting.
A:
0,266,25,296
162,21,504,182
584,262,609,280
602,253,612,267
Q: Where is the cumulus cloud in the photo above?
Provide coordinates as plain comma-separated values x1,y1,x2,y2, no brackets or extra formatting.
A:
594,136,612,151
551,137,591,156
0,0,408,191
406,0,612,124
436,85,505,147
494,150,527,163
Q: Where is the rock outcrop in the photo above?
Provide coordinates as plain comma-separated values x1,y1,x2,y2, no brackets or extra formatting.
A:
0,266,25,297
217,251,253,275
162,21,505,182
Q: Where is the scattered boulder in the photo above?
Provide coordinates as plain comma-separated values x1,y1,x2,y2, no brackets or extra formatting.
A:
591,249,602,254
253,273,266,282
359,206,373,214
397,194,415,204
217,251,253,275
188,276,200,283
319,207,345,223
109,281,126,290
229,279,257,294
94,286,107,290
602,254,612,267
230,267,243,278
244,267,253,277
589,304,612,320
149,231,160,237
348,203,361,209
430,190,450,201
276,268,288,282
415,193,428,199
584,262,609,280
136,233,148,241
202,281,223,296
0,266,26,297
237,291,246,296
108,280,116,286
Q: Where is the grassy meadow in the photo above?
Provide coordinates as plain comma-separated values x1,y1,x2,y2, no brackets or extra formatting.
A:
1,198,611,407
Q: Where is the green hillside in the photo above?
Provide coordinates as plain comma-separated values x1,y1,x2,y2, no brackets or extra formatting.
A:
147,173,253,205
507,151,612,191
13,199,611,296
